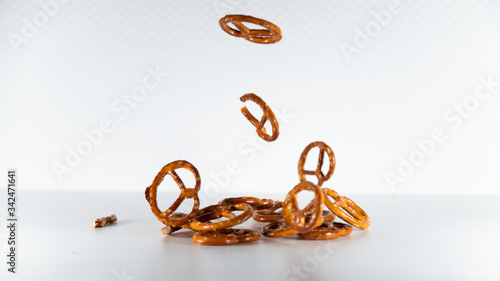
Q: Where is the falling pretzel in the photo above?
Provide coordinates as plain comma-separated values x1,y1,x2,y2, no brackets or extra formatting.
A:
240,93,280,142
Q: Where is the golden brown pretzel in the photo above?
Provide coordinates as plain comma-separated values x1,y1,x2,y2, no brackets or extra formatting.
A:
193,229,261,245
298,142,336,187
189,203,253,231
145,160,201,227
298,222,353,240
283,181,324,233
94,214,117,228
240,93,280,142
253,202,283,223
322,188,370,230
219,15,282,44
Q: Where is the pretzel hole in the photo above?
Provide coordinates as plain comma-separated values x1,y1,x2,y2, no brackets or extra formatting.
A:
176,198,195,215
156,176,183,212
227,22,242,31
303,147,320,171
175,168,197,189
240,22,266,31
263,118,273,134
296,190,316,210
216,209,242,221
244,101,264,117
320,151,330,175
243,102,265,127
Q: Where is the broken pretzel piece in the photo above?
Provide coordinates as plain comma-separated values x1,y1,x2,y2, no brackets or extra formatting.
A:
94,214,117,228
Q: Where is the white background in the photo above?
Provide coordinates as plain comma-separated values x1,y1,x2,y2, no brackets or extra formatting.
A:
1,0,500,195
1,2,500,281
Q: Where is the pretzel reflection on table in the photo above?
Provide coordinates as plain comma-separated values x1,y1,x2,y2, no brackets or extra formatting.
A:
240,93,280,142
322,188,370,230
145,160,201,228
219,15,282,44
298,141,336,187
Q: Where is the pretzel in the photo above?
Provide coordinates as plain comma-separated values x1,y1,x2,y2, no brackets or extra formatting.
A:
219,15,282,44
94,214,117,228
283,181,325,232
145,160,201,227
298,142,336,187
219,196,278,208
189,203,253,231
298,222,353,240
193,229,261,245
253,202,283,223
322,188,370,230
240,93,280,142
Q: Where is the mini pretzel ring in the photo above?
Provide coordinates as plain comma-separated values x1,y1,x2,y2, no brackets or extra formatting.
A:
193,229,261,245
322,188,370,230
298,142,336,187
283,181,324,233
219,15,282,44
253,202,284,223
240,93,279,142
189,203,253,231
298,222,353,240
146,160,201,227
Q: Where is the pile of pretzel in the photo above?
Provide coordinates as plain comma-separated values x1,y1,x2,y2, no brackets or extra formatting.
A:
145,141,369,246
143,16,370,245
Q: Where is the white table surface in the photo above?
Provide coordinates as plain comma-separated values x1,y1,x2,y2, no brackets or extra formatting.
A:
1,191,499,281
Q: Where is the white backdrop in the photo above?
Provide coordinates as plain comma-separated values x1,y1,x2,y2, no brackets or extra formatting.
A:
1,0,499,195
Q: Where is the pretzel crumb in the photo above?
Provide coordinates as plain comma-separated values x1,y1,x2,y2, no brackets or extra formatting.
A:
94,214,117,228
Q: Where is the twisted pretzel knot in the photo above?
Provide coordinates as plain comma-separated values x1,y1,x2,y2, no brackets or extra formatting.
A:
240,93,279,142
322,188,370,230
219,15,282,44
283,181,324,233
145,160,201,227
298,142,336,187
